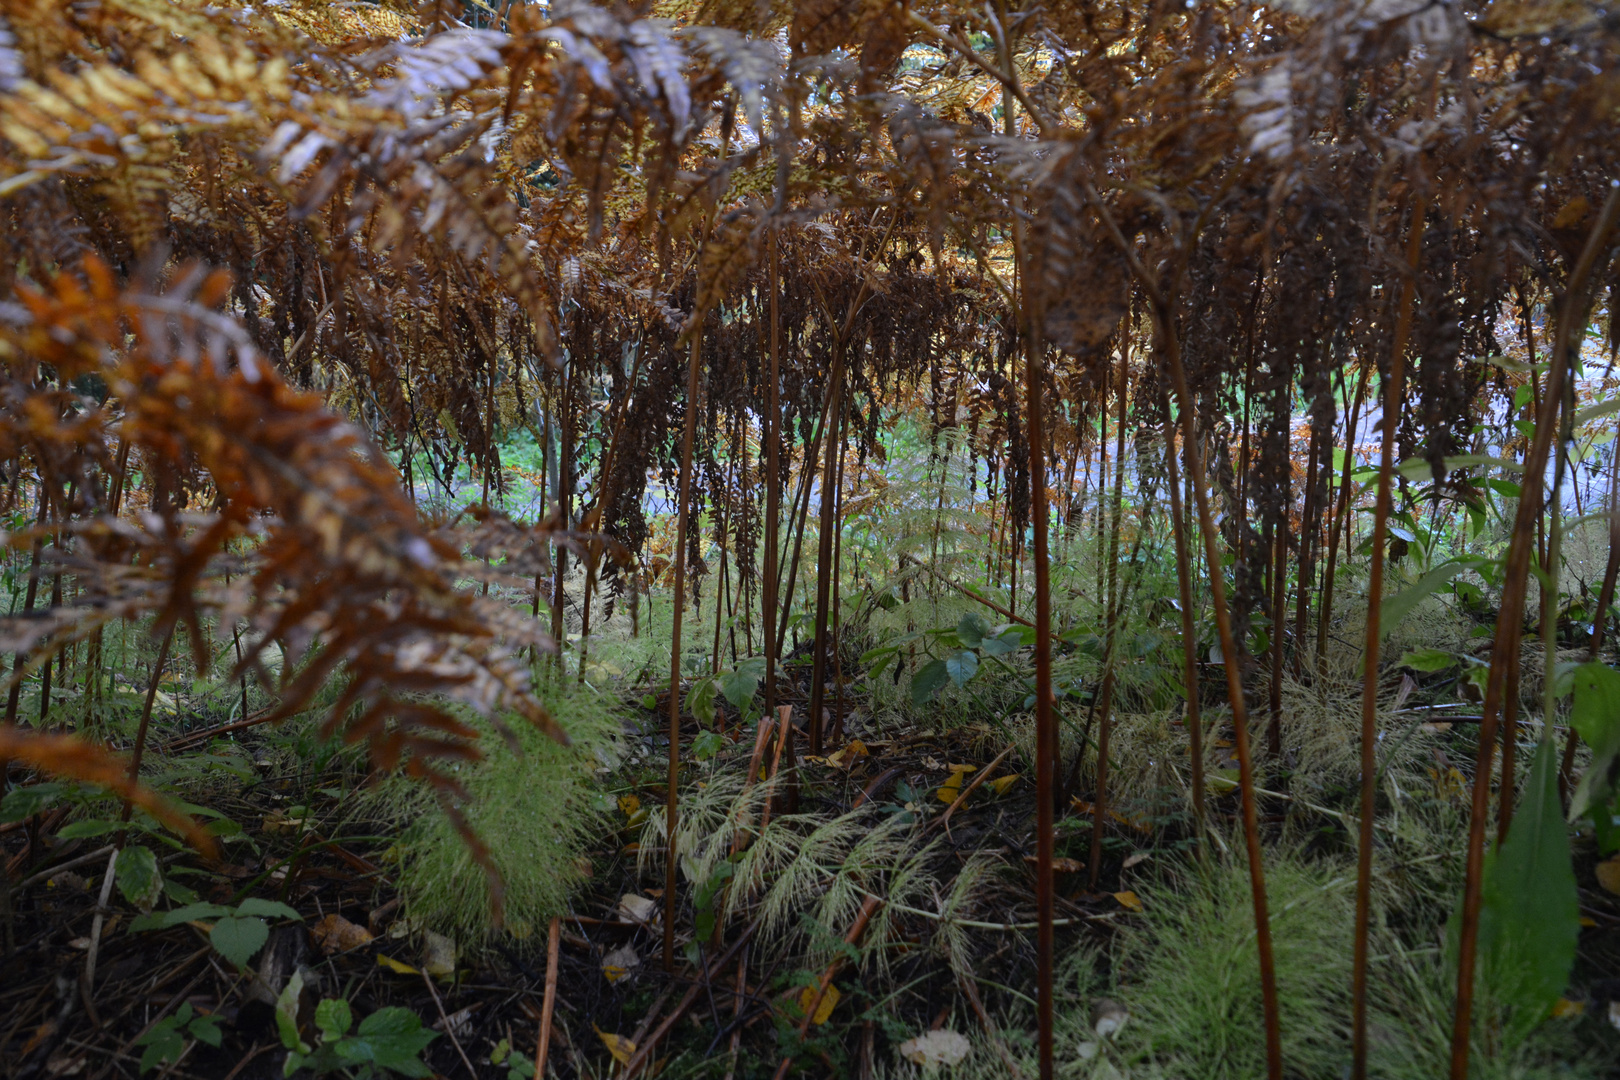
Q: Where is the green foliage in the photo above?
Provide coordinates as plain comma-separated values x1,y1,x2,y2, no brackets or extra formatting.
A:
1101,852,1354,1079
387,683,618,946
1470,739,1579,1043
1569,661,1620,821
115,845,162,912
488,1038,536,1080
276,971,436,1078
129,898,302,969
135,1003,222,1074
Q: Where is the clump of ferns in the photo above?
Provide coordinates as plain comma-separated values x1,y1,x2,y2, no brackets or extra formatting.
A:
635,775,946,975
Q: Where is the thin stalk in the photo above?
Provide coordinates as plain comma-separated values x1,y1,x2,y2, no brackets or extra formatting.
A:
1268,508,1286,758
1319,357,1372,671
763,233,783,719
664,318,707,971
807,360,845,755
1163,411,1206,841
1088,328,1129,888
1293,419,1325,679
1025,290,1057,1080
1352,191,1429,1080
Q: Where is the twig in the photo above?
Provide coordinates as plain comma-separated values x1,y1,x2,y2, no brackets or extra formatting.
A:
532,917,560,1080
958,972,1024,1079
421,969,477,1080
937,743,1016,833
16,844,115,891
905,559,1033,627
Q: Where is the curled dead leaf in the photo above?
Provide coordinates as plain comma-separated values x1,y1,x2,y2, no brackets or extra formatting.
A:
898,1029,971,1067
311,913,373,955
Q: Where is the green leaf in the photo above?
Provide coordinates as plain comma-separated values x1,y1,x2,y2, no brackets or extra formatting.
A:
210,915,269,969
162,879,199,905
979,629,1023,657
1575,396,1620,427
1569,662,1620,820
686,676,719,727
720,657,766,711
858,644,899,666
1484,478,1521,499
692,730,725,761
58,818,121,840
343,1006,438,1077
1380,560,1474,637
115,845,163,913
316,998,354,1042
911,659,950,706
1474,740,1579,1042
136,1014,186,1075
275,969,309,1053
235,898,302,921
944,649,979,687
0,782,65,823
955,613,991,649
129,902,232,933
867,650,898,680
641,693,657,711
187,1011,223,1048
1396,648,1457,673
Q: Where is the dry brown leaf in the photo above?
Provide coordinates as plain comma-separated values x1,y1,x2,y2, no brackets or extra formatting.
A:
1595,857,1620,896
312,913,373,955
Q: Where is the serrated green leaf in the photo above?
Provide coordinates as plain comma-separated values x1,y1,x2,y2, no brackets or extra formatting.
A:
955,612,990,648
348,1006,438,1077
944,649,978,687
692,729,725,761
210,915,269,969
720,657,765,711
316,997,353,1042
187,1012,223,1048
115,845,162,913
979,629,1023,657
1380,560,1477,637
0,782,65,823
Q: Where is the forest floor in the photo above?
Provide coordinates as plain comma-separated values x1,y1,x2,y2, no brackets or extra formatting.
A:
9,585,1620,1079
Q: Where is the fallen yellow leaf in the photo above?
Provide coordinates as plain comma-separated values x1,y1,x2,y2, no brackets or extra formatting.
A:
594,1025,636,1065
1553,997,1586,1017
377,954,419,976
989,774,1020,795
618,794,641,818
1113,890,1144,913
935,775,964,804
798,983,841,1025
1595,857,1620,896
